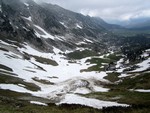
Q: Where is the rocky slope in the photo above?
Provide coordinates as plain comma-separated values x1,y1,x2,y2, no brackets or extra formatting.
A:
0,0,121,54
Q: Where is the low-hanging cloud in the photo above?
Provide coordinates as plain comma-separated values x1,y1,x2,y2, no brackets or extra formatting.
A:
34,0,150,23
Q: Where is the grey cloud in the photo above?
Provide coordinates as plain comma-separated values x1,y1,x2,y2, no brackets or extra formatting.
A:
34,0,150,22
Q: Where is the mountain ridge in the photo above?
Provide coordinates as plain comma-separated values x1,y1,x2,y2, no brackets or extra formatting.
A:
0,0,122,53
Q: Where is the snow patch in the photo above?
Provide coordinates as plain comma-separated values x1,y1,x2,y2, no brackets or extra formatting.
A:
116,58,124,68
73,88,91,94
134,89,150,93
131,58,150,72
0,5,2,12
0,84,32,93
116,68,126,73
0,40,10,46
23,26,29,31
34,25,55,40
60,22,68,28
57,94,129,109
0,40,18,47
76,24,82,29
84,39,93,43
53,47,62,54
93,86,109,92
76,41,87,45
18,84,26,87
141,53,149,57
24,3,29,7
146,49,150,52
30,101,48,106
119,73,130,78
23,16,32,21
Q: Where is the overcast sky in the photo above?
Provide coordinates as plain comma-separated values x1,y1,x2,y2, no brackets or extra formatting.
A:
35,0,150,23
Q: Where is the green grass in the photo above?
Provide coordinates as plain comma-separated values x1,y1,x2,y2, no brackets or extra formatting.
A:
81,53,122,72
106,54,122,61
85,90,150,106
104,72,120,82
80,65,104,72
1,90,150,113
0,70,17,76
115,72,150,90
0,89,53,103
1,72,150,113
23,52,58,66
32,55,58,66
84,72,150,111
32,77,55,85
0,89,31,99
81,58,112,72
68,60,77,63
0,91,102,113
0,73,41,91
66,50,98,59
0,48,150,112
86,58,112,65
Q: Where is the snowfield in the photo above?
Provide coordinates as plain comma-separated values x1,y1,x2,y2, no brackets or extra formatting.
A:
57,94,129,109
1,40,149,108
0,41,134,109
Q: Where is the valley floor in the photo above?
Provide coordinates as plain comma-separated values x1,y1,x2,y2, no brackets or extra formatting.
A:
0,39,150,112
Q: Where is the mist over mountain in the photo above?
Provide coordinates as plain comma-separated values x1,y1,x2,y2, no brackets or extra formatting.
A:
123,18,150,30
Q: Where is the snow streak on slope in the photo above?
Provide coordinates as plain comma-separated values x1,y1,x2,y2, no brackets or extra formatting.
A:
34,25,55,39
76,23,82,29
30,101,48,106
24,3,29,7
0,5,2,12
134,89,150,92
23,16,32,21
60,22,68,28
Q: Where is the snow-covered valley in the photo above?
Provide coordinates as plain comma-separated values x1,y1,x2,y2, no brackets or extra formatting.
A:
0,39,150,109
0,40,128,109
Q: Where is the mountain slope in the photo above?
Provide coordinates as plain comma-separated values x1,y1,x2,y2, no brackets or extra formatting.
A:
0,0,121,54
0,0,150,112
91,17,124,30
